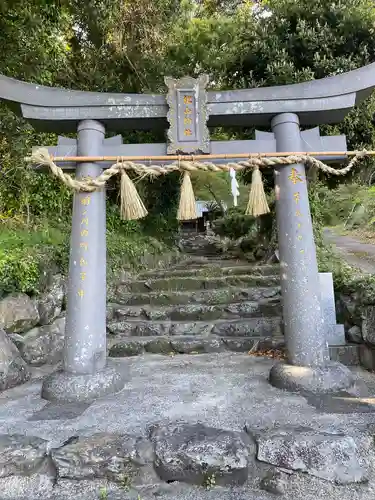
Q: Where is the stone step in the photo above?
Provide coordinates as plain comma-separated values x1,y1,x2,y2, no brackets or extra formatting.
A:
109,300,282,322
107,335,360,366
178,243,222,257
171,257,256,269
115,286,281,307
139,264,280,279
117,274,280,294
108,335,262,355
107,317,283,337
329,344,361,367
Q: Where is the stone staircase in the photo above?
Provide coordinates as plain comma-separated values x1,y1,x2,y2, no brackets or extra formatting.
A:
107,250,360,364
107,258,283,356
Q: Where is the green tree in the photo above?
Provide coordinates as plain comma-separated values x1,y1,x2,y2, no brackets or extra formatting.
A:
232,0,375,183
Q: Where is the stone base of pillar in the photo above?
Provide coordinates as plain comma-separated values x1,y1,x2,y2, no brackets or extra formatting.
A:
269,361,356,394
41,360,127,403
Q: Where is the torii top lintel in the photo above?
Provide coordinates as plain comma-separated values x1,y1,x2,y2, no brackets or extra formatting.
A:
1,63,375,133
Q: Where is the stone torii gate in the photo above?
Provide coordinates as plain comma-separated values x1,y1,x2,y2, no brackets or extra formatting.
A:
1,64,375,403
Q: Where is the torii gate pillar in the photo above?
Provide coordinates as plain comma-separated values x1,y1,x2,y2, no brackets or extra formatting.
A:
272,113,328,367
269,113,355,393
41,120,127,403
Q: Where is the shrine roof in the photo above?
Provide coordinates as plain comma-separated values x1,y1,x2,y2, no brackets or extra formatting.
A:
1,62,375,132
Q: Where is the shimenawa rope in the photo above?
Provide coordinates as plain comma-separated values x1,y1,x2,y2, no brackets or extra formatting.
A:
25,148,368,221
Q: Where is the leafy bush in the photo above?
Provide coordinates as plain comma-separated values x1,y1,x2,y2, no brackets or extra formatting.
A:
106,231,169,278
0,252,40,296
313,182,375,229
141,211,179,243
106,204,141,234
0,222,69,297
212,211,257,240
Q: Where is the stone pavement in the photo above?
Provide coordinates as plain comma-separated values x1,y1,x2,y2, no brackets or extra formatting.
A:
1,354,375,499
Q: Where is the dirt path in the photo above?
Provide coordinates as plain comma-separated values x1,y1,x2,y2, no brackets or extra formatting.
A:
323,228,375,274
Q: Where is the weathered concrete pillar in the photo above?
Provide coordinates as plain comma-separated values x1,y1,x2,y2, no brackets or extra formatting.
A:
269,113,355,394
64,120,107,374
41,120,126,403
272,113,328,367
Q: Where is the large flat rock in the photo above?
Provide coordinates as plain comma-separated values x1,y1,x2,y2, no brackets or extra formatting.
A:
255,426,368,484
0,434,49,477
52,433,154,482
148,422,253,486
18,316,66,366
0,329,30,390
0,294,39,334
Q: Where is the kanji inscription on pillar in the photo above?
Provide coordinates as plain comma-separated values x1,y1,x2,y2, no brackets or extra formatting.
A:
77,199,90,299
293,190,305,252
289,167,304,184
165,75,210,154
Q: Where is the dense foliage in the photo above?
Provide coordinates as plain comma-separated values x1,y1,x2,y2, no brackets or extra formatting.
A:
213,211,257,240
1,0,375,291
313,183,375,229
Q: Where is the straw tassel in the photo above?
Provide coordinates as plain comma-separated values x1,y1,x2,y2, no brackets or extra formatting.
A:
120,170,148,220
177,171,197,220
246,166,270,217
